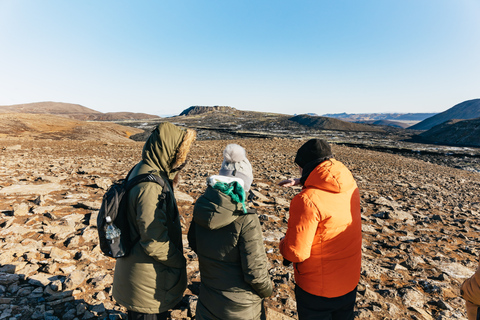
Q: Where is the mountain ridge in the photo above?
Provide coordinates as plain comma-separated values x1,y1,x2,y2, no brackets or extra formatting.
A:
414,117,480,147
409,98,480,130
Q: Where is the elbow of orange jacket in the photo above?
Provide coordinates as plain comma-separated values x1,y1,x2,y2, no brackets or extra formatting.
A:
280,238,309,263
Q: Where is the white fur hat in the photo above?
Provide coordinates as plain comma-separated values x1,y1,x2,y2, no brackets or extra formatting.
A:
219,144,253,191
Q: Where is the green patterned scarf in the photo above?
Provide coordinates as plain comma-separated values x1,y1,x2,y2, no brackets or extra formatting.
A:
212,181,247,213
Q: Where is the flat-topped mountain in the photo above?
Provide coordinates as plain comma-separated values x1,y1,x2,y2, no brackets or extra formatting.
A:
410,99,480,130
0,102,160,121
179,106,236,116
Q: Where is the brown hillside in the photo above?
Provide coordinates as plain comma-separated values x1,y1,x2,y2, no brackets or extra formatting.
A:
0,101,101,115
0,102,161,121
0,113,143,142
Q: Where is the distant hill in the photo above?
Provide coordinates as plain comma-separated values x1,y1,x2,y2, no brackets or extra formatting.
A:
0,101,100,114
0,102,161,121
179,106,236,116
323,112,437,122
409,99,480,130
415,117,480,147
358,120,411,129
289,115,383,132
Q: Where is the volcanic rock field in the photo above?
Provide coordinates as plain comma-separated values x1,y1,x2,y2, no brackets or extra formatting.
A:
1,125,480,319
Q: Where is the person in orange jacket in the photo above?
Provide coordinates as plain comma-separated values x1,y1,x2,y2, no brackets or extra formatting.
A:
461,262,480,319
279,139,362,320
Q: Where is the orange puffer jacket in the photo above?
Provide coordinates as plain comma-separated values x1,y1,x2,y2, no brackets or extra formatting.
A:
280,159,362,298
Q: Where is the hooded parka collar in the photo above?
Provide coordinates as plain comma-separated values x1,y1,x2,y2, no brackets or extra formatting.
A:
303,158,356,193
193,186,245,230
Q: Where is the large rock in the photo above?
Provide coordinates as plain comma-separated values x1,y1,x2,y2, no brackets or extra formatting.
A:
0,183,66,195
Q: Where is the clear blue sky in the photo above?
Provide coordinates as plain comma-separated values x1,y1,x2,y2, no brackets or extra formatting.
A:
1,1,479,116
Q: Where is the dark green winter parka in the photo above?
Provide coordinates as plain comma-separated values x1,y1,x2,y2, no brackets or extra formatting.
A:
112,122,196,314
188,183,273,320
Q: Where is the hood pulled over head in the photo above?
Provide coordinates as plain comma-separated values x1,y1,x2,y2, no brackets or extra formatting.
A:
142,122,196,181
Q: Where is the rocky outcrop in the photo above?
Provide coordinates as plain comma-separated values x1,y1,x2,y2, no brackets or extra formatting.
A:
410,99,480,130
179,106,236,116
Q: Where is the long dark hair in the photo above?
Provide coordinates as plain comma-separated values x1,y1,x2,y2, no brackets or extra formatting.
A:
299,156,333,185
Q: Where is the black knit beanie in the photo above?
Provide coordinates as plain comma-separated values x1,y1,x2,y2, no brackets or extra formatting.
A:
295,139,333,185
294,139,332,168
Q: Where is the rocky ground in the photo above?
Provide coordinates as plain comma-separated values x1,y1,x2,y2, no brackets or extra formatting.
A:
1,134,480,319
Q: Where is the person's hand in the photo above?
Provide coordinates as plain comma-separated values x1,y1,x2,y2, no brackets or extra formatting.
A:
283,258,292,266
278,178,300,187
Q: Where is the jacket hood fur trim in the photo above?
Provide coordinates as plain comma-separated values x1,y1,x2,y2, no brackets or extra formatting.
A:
172,128,196,170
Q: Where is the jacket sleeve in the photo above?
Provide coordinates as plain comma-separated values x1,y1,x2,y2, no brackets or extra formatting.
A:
238,214,273,298
134,183,186,268
461,261,480,310
280,192,320,263
187,220,197,253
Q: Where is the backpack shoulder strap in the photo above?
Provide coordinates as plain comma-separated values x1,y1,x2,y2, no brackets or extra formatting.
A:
124,173,167,191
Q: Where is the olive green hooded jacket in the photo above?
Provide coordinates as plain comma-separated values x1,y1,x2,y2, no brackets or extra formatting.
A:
112,122,195,314
187,180,273,320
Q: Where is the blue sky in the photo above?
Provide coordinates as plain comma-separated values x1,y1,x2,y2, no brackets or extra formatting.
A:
1,1,479,116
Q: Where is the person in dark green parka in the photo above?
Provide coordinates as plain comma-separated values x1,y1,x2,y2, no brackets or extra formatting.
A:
188,144,273,320
112,122,196,320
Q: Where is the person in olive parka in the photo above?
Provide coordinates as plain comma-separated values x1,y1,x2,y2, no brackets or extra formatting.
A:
188,144,273,320
112,122,196,319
